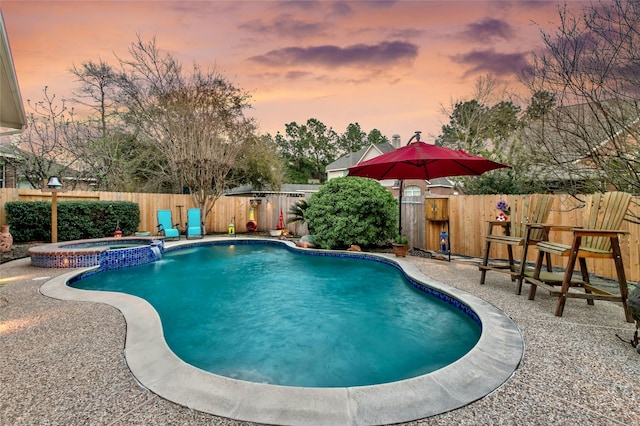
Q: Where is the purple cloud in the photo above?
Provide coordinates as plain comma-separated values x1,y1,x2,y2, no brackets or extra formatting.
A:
451,48,529,77
365,0,397,9
239,14,325,38
519,0,556,10
330,2,354,17
249,40,418,68
388,28,424,39
285,70,313,80
276,0,321,10
459,18,515,42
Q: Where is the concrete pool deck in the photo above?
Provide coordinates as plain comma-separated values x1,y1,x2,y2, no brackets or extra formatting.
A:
1,236,639,425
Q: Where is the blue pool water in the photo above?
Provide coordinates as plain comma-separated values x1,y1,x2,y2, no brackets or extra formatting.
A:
72,243,481,388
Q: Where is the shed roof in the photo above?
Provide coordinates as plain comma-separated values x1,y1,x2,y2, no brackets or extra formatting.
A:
225,183,320,197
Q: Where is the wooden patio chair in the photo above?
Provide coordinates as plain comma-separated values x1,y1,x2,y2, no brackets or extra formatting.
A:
479,193,554,294
524,192,633,322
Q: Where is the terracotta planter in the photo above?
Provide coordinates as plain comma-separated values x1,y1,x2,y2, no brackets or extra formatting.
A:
0,225,13,253
392,243,409,257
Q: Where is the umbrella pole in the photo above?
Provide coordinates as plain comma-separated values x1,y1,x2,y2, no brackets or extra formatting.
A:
397,131,419,237
398,180,403,236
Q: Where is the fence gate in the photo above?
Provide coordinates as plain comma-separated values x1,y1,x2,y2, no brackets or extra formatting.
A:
401,195,425,249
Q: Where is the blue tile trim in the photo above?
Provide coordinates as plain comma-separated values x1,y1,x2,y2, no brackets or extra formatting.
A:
30,252,102,268
100,240,165,271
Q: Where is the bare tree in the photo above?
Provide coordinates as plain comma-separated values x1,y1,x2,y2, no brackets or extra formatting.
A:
69,60,120,138
14,87,85,188
436,75,529,193
522,0,640,194
115,36,280,228
67,59,167,191
437,75,511,152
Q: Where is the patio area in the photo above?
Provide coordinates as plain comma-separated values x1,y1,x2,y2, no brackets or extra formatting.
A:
1,238,638,425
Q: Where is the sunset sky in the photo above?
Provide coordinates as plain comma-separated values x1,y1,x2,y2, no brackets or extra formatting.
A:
2,0,587,143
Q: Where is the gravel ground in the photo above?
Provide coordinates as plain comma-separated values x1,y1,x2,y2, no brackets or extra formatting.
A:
1,249,639,425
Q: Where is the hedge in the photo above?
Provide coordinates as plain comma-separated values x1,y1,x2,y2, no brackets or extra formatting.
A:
5,201,140,242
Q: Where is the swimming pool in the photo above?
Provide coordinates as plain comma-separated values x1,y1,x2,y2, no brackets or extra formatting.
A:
41,237,524,425
70,243,481,388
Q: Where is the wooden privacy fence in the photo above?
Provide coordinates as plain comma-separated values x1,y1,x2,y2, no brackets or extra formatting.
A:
2,189,639,281
421,194,640,283
0,189,310,239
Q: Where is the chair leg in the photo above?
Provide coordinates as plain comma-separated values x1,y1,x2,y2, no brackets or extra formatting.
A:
578,257,594,306
528,250,546,301
479,230,492,285
611,237,634,323
555,236,581,317
507,245,515,282
515,243,530,295
545,252,553,272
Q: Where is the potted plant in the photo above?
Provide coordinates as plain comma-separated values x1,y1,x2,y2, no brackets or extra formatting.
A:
392,234,409,257
270,208,285,237
269,228,283,237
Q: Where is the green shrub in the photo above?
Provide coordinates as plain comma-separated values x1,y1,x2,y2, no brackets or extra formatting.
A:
3,201,51,243
395,234,409,245
304,177,398,249
5,201,140,242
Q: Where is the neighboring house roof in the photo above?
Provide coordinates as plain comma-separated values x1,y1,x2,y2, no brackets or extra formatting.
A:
326,141,455,191
326,143,395,172
225,183,320,197
426,177,454,188
521,98,639,164
0,136,24,159
0,11,25,135
0,137,92,188
518,98,640,182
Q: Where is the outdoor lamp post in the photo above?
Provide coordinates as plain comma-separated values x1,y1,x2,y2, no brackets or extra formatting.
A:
43,176,63,243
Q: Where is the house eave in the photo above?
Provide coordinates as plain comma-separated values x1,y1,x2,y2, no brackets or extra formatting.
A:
0,11,26,135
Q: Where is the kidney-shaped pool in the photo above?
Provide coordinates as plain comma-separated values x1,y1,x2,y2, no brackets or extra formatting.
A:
41,238,524,426
71,242,481,387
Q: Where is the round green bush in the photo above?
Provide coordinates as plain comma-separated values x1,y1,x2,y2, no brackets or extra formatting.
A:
304,177,398,249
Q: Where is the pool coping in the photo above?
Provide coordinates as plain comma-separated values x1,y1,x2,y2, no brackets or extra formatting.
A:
27,236,164,255
40,237,524,426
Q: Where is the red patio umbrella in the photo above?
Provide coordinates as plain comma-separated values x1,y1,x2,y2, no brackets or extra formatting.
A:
348,131,509,235
348,134,508,181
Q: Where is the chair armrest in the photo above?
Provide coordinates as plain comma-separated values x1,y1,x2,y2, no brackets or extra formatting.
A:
485,220,510,237
525,223,546,229
527,223,574,232
573,228,629,237
550,224,575,231
525,223,577,243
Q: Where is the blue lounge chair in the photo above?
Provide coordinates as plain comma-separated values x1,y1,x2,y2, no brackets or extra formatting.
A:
186,208,204,239
157,210,180,240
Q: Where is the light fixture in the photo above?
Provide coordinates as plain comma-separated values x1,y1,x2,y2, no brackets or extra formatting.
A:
42,176,64,243
46,176,63,189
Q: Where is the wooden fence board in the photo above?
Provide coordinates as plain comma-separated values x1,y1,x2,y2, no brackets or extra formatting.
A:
2,188,639,281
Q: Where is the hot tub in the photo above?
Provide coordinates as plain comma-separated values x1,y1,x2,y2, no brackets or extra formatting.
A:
28,237,164,269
